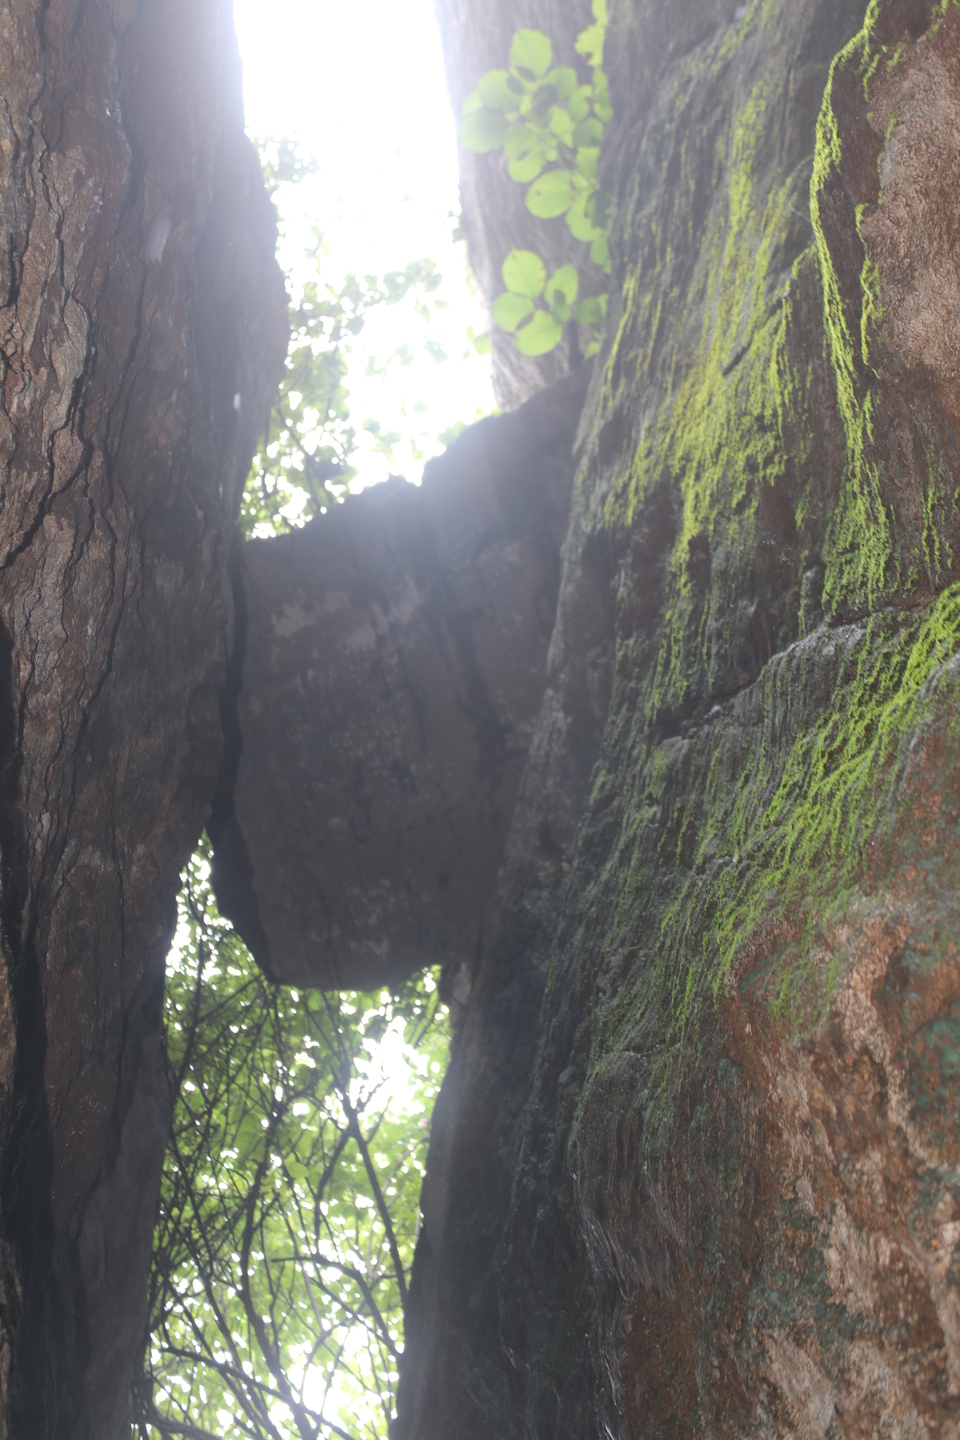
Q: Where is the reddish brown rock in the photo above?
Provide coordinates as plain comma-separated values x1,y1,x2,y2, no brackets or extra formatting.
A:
393,2,960,1438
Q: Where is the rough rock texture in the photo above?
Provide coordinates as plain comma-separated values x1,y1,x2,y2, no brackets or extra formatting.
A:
212,371,586,993
393,1,960,1436
0,1,286,1434
3,0,957,1434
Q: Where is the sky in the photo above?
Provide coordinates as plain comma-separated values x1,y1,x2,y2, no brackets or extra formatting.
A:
233,0,496,493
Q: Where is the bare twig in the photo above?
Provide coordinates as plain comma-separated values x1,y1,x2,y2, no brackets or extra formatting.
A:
343,1101,408,1309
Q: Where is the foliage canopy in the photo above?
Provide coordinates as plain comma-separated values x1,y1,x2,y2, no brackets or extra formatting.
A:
135,846,447,1440
240,235,444,537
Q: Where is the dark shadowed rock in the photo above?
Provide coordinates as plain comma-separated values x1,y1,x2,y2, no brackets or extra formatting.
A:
0,0,286,1432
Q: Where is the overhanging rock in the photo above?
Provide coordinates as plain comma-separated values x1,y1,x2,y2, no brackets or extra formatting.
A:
211,369,588,990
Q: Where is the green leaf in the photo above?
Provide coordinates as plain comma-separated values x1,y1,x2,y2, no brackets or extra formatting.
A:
510,28,553,80
584,338,601,358
526,168,577,218
566,193,602,242
530,84,559,120
548,107,575,147
575,21,605,67
509,149,551,183
545,264,579,308
593,0,608,22
590,233,611,272
575,294,607,327
501,248,546,299
460,106,510,152
504,124,552,181
572,117,605,147
545,66,579,101
466,324,491,355
593,71,613,124
576,146,600,184
477,69,517,110
568,86,592,125
589,189,614,231
492,291,536,333
514,310,564,356
504,123,535,159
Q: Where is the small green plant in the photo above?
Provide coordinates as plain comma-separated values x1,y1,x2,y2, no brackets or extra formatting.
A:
491,249,607,356
459,0,612,357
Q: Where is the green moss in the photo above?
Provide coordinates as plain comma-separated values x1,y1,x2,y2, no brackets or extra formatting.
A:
598,59,816,720
564,0,960,1147
810,26,891,615
616,585,960,1120
573,586,960,1154
811,0,959,615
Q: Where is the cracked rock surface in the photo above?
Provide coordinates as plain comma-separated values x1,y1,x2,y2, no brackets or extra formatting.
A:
0,0,285,1432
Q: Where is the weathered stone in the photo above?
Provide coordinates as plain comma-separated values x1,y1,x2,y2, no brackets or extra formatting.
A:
0,0,286,1432
3,0,960,1433
213,370,587,992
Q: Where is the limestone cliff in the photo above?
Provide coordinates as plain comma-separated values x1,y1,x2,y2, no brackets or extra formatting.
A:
2,0,960,1434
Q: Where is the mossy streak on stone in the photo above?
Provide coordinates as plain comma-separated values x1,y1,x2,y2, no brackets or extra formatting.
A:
810,13,890,616
592,14,825,721
812,0,960,615
574,0,960,1120
588,582,960,1135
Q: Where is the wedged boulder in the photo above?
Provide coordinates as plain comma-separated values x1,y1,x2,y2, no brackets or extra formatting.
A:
212,369,588,990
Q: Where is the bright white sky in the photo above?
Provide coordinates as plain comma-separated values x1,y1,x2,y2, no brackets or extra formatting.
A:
233,0,496,493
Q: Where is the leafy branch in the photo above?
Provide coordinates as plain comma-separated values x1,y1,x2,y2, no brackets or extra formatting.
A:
240,242,443,537
459,0,612,357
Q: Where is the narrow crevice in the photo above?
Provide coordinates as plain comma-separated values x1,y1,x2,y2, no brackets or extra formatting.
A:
207,539,275,978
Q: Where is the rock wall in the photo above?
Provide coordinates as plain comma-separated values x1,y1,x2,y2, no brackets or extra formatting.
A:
0,2,286,1434
3,0,956,1433
395,1,960,1435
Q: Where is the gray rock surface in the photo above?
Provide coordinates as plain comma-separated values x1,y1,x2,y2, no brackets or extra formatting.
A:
213,370,588,991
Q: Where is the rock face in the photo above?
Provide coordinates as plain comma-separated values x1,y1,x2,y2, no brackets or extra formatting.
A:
0,1,286,1433
391,1,960,1436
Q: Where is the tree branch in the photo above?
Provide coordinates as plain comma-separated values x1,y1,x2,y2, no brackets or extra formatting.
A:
344,1100,408,1309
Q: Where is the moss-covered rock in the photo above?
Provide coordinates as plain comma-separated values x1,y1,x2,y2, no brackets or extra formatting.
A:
399,2,960,1436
